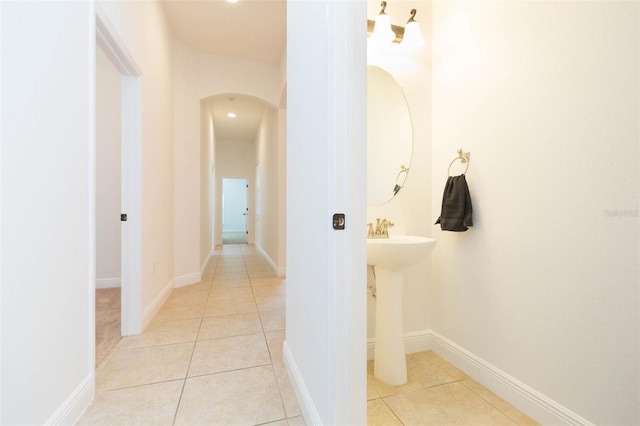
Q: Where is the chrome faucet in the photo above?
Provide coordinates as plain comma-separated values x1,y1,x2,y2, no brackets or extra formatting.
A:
367,218,394,239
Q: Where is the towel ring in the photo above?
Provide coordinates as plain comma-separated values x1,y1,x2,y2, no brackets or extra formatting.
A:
447,149,470,176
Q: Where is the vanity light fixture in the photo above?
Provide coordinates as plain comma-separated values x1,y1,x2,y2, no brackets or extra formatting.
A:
400,9,425,51
367,1,424,53
369,1,396,45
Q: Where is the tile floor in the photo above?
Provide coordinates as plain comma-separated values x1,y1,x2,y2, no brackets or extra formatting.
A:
81,243,537,426
367,351,539,425
80,244,302,426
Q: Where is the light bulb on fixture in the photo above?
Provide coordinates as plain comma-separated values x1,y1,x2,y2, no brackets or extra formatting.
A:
370,1,395,45
400,9,424,52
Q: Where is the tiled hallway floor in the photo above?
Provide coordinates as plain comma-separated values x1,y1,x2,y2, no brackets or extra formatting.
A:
81,243,537,426
80,244,303,426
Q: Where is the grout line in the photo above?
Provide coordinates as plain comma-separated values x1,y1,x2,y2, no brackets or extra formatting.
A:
380,397,405,426
171,291,207,425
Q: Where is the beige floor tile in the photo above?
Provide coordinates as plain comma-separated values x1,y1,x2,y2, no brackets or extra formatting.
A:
218,257,246,263
259,309,285,332
205,295,257,316
117,318,201,350
367,399,403,426
287,416,306,426
249,269,277,278
411,350,467,380
153,302,206,322
215,265,247,274
176,279,213,292
251,276,285,287
384,382,517,425
175,365,285,426
367,377,382,401
273,362,302,418
198,312,262,340
265,330,285,364
97,343,194,390
215,271,249,280
252,282,286,298
164,289,210,306
211,277,251,289
209,286,254,300
264,421,288,426
188,333,271,376
78,380,183,425
461,378,540,425
256,295,286,312
368,354,458,398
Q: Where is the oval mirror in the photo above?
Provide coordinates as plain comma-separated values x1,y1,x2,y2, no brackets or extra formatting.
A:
367,66,413,205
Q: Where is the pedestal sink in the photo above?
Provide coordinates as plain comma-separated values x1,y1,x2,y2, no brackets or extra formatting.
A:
367,236,437,385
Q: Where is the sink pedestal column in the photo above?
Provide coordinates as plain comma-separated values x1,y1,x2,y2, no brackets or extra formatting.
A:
373,266,407,385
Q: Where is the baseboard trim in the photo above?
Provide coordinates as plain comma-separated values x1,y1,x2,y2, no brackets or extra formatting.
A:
45,374,94,425
366,329,591,425
429,331,593,426
142,278,174,329
367,330,432,360
201,252,215,276
174,272,201,288
95,277,121,289
283,340,322,425
255,243,286,277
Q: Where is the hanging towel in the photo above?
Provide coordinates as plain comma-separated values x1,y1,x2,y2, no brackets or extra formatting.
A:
435,174,473,232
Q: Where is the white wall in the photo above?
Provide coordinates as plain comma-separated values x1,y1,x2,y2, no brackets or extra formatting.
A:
286,1,367,423
172,41,285,276
255,106,282,268
430,2,639,424
173,40,201,284
1,2,95,423
366,0,433,343
200,101,214,268
97,0,175,317
95,46,122,288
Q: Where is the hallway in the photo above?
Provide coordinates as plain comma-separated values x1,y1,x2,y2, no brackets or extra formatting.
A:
80,244,302,425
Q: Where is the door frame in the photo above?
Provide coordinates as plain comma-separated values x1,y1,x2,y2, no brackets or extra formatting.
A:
96,9,143,337
222,177,249,243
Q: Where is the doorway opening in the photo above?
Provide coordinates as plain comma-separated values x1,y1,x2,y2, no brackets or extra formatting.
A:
95,44,123,366
94,9,144,375
222,177,249,244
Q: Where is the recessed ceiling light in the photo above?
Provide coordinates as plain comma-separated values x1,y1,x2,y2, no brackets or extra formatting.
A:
227,112,237,118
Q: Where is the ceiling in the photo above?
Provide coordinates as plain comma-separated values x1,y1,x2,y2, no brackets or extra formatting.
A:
162,0,286,141
207,94,269,141
162,0,286,66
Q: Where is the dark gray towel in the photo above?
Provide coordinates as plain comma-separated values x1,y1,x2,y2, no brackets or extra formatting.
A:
435,174,473,232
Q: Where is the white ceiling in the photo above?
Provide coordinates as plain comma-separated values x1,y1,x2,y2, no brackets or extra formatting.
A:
207,94,268,141
162,0,286,66
162,0,286,141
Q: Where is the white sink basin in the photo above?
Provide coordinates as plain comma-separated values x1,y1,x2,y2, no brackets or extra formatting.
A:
367,235,437,271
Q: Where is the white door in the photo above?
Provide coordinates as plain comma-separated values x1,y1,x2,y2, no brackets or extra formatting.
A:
285,1,367,424
222,178,248,244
